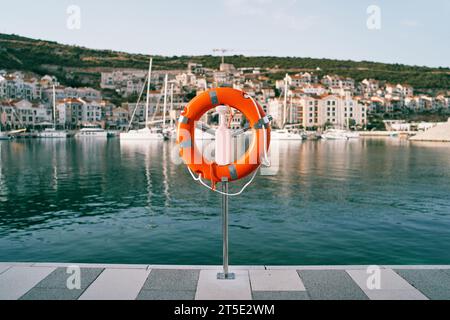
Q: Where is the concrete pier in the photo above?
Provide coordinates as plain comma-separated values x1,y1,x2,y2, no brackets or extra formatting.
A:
410,118,450,142
1,263,450,300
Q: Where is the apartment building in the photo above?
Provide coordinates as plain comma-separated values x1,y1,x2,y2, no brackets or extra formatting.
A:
42,87,102,102
297,95,366,129
56,98,103,128
0,73,42,101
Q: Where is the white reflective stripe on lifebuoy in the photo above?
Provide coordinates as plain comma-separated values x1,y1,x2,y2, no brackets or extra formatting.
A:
209,91,219,105
179,116,189,124
228,165,238,180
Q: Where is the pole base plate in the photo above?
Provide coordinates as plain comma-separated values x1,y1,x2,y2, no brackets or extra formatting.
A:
217,272,236,280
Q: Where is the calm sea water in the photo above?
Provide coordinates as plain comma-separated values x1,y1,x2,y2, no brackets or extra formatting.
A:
1,138,450,265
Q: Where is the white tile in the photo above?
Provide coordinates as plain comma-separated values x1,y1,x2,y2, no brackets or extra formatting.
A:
250,270,305,291
347,268,415,291
79,268,151,300
195,270,252,300
146,265,264,270
365,289,428,300
0,266,56,300
267,265,372,271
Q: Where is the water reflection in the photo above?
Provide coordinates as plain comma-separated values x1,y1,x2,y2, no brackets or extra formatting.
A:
0,138,449,265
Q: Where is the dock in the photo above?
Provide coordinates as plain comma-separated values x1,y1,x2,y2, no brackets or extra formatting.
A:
1,263,449,300
410,118,450,142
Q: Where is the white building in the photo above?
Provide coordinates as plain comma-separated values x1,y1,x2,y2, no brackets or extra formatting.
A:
298,95,367,129
56,98,103,128
43,86,102,102
0,73,42,101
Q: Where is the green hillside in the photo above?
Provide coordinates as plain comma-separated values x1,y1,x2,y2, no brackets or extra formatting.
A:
0,33,449,93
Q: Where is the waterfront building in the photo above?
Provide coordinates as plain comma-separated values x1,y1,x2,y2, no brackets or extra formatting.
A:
298,94,366,129
56,98,103,129
108,107,130,130
0,99,51,129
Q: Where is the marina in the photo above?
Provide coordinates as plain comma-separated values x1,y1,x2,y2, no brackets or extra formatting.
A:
0,1,449,303
1,138,450,266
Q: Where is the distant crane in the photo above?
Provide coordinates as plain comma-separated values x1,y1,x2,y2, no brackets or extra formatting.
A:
212,49,234,65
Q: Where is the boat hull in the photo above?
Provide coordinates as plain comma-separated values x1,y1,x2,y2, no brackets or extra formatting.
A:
75,132,108,138
37,132,69,139
120,132,167,141
271,134,304,141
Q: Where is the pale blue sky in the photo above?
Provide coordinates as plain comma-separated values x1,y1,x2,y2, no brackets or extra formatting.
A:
0,0,449,67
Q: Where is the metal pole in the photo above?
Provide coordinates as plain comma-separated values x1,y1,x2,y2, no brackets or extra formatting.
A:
218,180,235,280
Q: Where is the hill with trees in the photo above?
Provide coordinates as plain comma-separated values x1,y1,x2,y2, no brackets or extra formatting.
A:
0,33,449,94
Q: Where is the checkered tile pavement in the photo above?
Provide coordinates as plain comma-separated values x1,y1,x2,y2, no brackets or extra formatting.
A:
1,263,449,300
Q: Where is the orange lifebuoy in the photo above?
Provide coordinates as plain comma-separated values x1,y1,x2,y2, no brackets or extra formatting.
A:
177,88,271,187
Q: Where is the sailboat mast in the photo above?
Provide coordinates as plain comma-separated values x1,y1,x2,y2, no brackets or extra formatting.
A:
283,73,288,128
290,94,293,125
53,85,56,129
162,74,168,130
170,83,174,128
145,57,153,129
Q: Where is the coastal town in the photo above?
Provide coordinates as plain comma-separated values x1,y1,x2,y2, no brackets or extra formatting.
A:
0,62,449,134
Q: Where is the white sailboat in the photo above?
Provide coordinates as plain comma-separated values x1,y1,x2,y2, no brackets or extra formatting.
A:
38,85,69,139
120,57,168,141
346,131,360,139
272,74,304,141
271,129,305,141
321,129,350,140
166,83,178,140
321,118,360,140
75,124,108,138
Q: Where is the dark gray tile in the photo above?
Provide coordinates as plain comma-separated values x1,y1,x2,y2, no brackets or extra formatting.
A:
19,267,104,300
34,267,104,289
252,291,310,300
298,270,368,300
395,269,450,300
142,269,200,291
137,290,196,300
20,288,84,301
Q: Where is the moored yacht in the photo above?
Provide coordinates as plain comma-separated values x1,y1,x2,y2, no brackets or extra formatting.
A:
38,85,70,139
346,131,360,139
271,129,304,141
120,57,168,141
38,128,69,139
270,74,305,141
321,129,350,140
75,125,107,138
120,127,168,140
